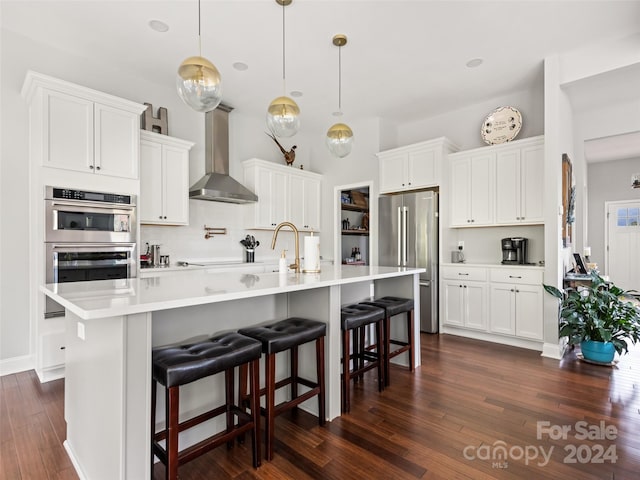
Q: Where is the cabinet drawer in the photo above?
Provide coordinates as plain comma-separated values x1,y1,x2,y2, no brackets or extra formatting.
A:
490,268,543,285
41,332,66,368
441,265,486,281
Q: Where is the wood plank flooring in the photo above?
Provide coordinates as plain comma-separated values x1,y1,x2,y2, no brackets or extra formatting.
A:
2,334,639,479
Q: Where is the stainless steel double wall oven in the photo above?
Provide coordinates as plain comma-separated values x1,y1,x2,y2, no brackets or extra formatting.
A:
44,187,137,317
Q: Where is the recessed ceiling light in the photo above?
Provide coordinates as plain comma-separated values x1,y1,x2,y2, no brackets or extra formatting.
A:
290,91,303,98
148,20,169,33
466,58,483,68
233,62,249,71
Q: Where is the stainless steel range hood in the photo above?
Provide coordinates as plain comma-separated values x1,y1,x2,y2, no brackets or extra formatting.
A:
189,104,258,203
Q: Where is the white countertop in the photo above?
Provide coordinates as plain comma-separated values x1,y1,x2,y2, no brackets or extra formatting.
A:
441,262,544,269
41,265,425,320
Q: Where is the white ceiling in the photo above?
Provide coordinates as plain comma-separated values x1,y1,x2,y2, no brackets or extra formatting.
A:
3,1,640,132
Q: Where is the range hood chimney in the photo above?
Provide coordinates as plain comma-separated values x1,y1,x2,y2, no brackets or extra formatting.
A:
188,104,258,203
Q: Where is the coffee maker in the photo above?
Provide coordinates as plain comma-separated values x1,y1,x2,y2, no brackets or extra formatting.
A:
501,237,528,264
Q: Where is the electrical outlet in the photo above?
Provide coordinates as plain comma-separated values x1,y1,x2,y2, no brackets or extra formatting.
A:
458,241,464,250
77,321,85,340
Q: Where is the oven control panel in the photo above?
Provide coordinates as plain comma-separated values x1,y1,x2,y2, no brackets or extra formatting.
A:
50,187,132,205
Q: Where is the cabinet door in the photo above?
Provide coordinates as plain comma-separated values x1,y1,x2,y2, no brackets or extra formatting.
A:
520,145,544,223
303,177,321,231
449,157,472,226
44,90,93,172
408,146,438,189
442,280,464,327
379,152,408,193
464,282,487,330
139,140,164,223
288,174,305,228
469,153,494,225
94,103,139,179
489,284,516,335
514,284,543,340
270,170,288,227
495,149,520,224
162,145,189,224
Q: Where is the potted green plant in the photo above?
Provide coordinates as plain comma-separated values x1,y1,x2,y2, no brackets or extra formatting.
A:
544,271,640,363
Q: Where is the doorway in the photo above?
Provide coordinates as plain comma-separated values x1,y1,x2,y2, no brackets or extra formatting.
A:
334,182,374,267
605,200,640,291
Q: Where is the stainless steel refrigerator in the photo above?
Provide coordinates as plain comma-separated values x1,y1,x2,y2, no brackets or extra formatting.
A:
379,190,438,333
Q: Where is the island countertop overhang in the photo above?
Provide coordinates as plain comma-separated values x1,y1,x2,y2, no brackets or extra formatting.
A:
41,265,426,320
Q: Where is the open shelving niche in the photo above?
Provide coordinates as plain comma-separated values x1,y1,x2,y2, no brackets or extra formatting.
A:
340,188,370,264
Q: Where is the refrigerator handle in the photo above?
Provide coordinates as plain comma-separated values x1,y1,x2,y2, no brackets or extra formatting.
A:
402,206,408,266
397,206,402,266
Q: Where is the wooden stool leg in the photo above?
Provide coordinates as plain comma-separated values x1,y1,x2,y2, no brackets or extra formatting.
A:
150,379,157,476
265,353,276,461
384,315,391,387
290,345,298,403
225,368,234,449
376,320,384,391
341,328,351,413
357,326,365,380
166,386,179,480
316,336,326,425
408,309,415,372
250,358,261,468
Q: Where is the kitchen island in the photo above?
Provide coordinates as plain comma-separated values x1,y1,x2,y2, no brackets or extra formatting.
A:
41,265,424,480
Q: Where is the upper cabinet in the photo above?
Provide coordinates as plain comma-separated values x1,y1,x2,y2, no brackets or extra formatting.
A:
449,152,495,226
377,137,459,194
22,71,146,179
243,158,322,231
495,137,544,224
139,131,194,225
448,135,544,228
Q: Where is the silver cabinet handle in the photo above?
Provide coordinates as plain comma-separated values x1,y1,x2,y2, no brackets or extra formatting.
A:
509,275,522,279
458,273,469,276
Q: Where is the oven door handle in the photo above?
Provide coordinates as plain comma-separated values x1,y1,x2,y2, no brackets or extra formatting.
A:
48,200,135,213
49,243,136,251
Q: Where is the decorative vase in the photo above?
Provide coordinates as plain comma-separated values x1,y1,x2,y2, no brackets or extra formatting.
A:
580,340,615,364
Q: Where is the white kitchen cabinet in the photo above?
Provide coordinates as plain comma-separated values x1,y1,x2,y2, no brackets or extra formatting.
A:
495,137,544,224
140,131,194,225
22,71,145,179
377,137,459,193
243,158,322,231
442,280,487,331
441,265,488,331
449,152,495,226
489,267,543,341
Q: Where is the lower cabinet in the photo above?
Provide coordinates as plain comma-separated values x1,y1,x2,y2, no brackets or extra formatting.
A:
442,280,487,331
441,264,544,346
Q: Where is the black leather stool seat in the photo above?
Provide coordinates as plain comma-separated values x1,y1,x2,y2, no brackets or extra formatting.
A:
362,296,414,317
238,317,326,460
341,304,385,330
340,304,385,413
153,332,262,387
151,332,262,479
238,317,326,354
361,296,415,387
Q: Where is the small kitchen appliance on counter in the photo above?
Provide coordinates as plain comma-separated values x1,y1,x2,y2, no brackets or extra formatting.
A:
501,237,528,264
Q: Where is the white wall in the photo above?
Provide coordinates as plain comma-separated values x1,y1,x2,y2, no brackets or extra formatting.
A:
587,157,640,267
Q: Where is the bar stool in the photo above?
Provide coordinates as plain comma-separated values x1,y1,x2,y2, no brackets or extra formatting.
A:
340,304,385,413
238,317,326,460
362,296,415,386
151,332,262,480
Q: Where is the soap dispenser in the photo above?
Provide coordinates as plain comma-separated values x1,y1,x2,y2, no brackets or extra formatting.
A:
279,250,288,274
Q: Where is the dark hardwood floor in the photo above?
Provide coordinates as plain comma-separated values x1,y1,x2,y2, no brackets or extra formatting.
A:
2,334,639,479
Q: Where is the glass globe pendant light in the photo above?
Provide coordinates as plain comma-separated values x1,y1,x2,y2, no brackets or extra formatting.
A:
176,0,222,112
326,34,354,158
266,0,300,137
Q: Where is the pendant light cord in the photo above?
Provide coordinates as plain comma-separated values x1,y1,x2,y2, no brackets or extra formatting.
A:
282,1,286,93
338,44,342,112
197,0,202,56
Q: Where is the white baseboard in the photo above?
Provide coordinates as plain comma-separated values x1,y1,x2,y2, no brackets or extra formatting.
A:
440,327,543,351
541,338,568,359
63,440,88,480
36,365,65,383
0,354,34,377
